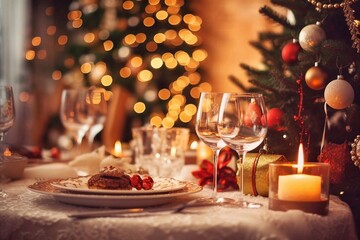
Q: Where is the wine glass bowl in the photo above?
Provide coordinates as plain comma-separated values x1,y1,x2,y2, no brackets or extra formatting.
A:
218,93,267,207
60,89,94,154
86,88,107,149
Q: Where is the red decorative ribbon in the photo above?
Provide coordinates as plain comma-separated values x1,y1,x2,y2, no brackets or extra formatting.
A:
192,147,238,191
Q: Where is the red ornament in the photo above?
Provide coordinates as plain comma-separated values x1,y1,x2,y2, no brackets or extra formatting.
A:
281,41,301,64
266,108,284,129
244,101,262,127
50,147,60,159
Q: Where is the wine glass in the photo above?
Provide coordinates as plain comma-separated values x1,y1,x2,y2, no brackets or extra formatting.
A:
218,93,268,208
86,88,107,150
0,85,15,152
195,92,234,204
60,89,94,155
0,85,15,197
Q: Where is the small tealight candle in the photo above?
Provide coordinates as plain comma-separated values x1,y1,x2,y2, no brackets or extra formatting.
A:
278,144,321,201
268,143,330,215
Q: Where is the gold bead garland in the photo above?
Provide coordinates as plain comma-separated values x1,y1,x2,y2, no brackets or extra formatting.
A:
307,0,357,10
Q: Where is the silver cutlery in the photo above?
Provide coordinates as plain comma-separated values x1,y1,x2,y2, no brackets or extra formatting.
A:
68,198,216,219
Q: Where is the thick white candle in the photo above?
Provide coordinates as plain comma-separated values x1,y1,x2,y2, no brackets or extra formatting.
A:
278,173,321,201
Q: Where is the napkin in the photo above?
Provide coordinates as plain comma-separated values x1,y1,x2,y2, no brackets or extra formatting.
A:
68,146,106,176
99,155,136,172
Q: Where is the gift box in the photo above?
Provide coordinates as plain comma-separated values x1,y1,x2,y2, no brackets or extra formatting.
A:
241,153,287,196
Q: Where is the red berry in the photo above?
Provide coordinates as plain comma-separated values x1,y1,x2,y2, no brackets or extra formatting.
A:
50,147,60,159
141,176,154,190
130,175,142,189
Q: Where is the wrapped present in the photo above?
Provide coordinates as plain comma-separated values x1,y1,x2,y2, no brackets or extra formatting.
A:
241,153,287,196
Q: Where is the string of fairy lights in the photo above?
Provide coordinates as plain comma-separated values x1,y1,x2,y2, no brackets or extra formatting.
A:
25,0,211,129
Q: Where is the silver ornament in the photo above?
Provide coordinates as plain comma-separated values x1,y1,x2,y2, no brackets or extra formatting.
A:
299,22,326,52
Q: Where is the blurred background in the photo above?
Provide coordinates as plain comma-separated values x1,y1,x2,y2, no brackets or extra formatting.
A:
0,0,278,150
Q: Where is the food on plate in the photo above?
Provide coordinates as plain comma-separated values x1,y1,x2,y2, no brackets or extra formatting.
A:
87,166,154,190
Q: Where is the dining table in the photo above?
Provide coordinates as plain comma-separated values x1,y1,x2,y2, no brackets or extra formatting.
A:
0,164,358,240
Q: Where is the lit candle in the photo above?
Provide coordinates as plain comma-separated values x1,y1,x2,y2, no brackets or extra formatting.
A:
114,141,122,158
278,143,322,201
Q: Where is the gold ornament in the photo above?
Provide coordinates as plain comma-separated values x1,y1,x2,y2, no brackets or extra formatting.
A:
305,62,328,90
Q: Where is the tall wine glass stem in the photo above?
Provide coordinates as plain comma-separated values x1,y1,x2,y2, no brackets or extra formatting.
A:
211,149,221,198
236,151,247,200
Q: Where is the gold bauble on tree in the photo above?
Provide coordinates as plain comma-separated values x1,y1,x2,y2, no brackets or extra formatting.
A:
305,62,328,90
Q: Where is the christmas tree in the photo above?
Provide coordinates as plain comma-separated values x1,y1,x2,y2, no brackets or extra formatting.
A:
58,0,207,141
231,0,360,232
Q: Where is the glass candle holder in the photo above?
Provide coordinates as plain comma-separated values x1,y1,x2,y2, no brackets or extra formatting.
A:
268,162,330,215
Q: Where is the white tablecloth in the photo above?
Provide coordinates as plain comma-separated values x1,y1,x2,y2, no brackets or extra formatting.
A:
0,178,358,240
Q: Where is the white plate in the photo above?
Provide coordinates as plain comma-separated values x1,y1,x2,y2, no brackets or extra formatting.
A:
50,176,187,195
28,180,202,208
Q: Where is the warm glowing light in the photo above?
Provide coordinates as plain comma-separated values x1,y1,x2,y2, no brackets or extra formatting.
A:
119,67,132,78
90,61,107,80
58,35,68,45
162,117,175,128
154,33,166,43
130,56,143,68
143,17,155,27
190,141,198,150
19,91,30,103
47,25,56,35
190,87,201,98
158,89,171,100
189,72,201,85
145,5,158,14
99,30,110,40
168,14,181,25
184,104,197,115
137,70,153,82
25,50,36,60
84,32,95,43
179,111,192,122
150,57,163,69
128,16,140,27
156,10,168,20
146,42,158,52
68,10,82,20
193,49,208,62
103,40,114,51
297,143,304,174
118,46,131,58
175,51,190,65
165,0,177,6
124,34,136,45
164,57,177,69
52,70,62,81
136,33,147,43
101,75,113,86
4,148,11,157
72,19,83,28
165,30,177,40
123,1,134,10
114,141,122,157
134,102,146,113
199,82,212,92
32,36,41,46
150,116,162,127
81,62,92,74
149,0,160,5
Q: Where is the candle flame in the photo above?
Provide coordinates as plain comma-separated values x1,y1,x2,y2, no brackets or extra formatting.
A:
4,147,11,157
171,147,177,157
114,141,122,157
190,141,198,150
297,143,304,174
